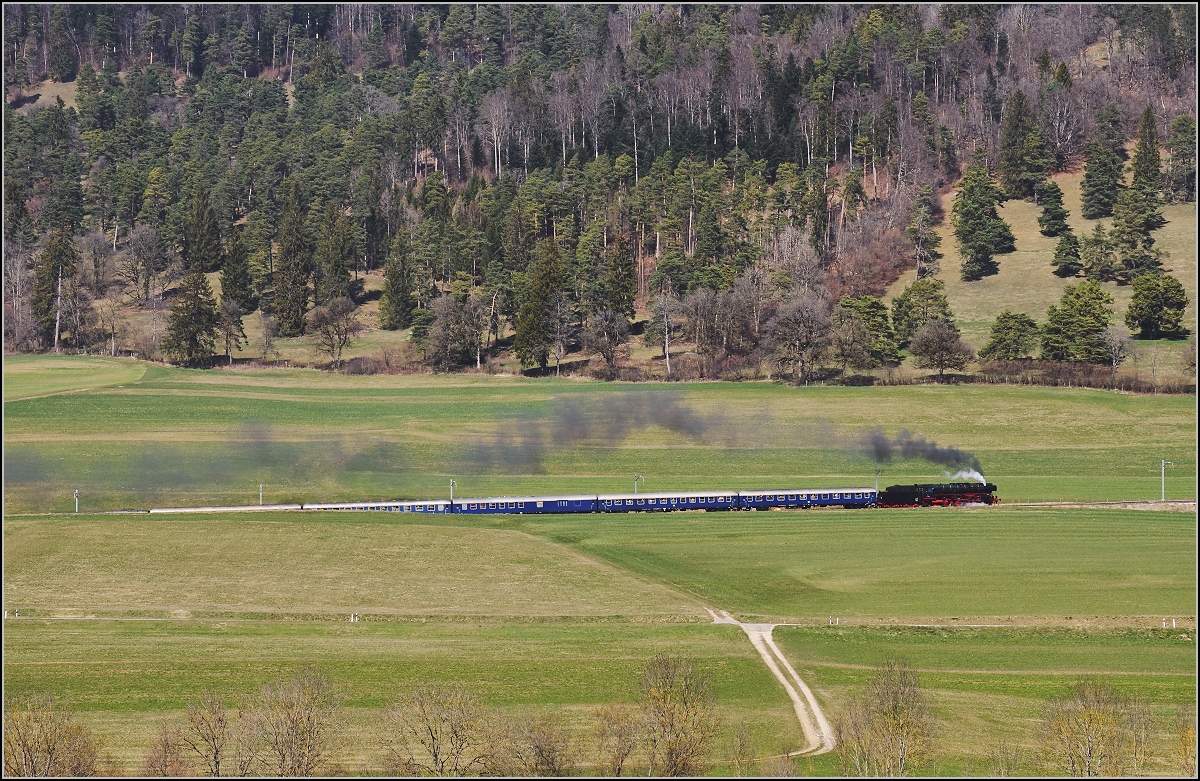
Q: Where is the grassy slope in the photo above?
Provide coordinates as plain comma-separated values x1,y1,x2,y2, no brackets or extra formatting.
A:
4,361,1195,512
885,168,1197,373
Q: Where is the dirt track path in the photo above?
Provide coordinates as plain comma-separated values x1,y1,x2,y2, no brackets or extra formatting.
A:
707,608,835,756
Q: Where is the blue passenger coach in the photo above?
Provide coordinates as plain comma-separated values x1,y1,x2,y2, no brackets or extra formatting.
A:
303,499,451,513
452,494,597,515
737,488,876,509
598,491,738,512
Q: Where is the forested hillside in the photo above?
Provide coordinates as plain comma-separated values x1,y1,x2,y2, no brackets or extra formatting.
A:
3,4,1196,380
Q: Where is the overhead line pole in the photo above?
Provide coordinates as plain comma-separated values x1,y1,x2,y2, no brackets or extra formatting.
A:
1161,460,1173,501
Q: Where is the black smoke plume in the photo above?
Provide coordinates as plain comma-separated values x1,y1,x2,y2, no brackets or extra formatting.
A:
858,428,983,473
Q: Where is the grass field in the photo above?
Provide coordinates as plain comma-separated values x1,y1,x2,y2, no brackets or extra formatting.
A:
4,358,1195,513
3,358,1195,775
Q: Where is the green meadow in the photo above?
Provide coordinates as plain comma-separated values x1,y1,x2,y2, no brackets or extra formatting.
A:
3,357,1195,514
3,357,1195,774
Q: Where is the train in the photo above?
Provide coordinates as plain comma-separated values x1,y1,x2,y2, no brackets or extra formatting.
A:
228,482,996,515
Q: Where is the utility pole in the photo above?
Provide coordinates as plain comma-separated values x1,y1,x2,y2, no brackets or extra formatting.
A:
259,484,263,505
450,479,456,502
1161,460,1174,501
633,474,644,494
874,468,880,492
74,489,79,513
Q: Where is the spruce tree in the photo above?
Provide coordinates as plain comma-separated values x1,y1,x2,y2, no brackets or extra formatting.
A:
220,225,255,313
1035,181,1070,236
979,311,1040,360
514,239,564,369
1051,231,1082,277
1094,102,1127,159
32,228,79,348
839,296,901,365
181,186,222,273
905,185,943,278
274,182,313,337
603,229,637,318
1080,139,1123,220
951,163,1015,281
1040,280,1114,363
1109,187,1165,280
1125,273,1190,339
163,263,220,366
1130,106,1162,199
998,90,1052,198
1165,115,1197,203
1079,222,1119,282
379,227,416,330
313,202,354,305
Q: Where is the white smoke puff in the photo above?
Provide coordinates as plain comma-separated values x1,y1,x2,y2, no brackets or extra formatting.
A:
946,469,987,485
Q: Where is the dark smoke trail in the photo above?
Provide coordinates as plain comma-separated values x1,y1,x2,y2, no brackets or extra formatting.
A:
858,428,983,473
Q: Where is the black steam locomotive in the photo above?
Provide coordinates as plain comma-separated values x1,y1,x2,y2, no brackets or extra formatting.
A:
876,482,1000,507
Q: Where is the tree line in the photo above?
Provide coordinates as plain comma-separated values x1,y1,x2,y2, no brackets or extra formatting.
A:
3,5,1195,373
6,658,1196,776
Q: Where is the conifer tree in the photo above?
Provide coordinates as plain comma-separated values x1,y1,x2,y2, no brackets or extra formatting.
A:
1131,106,1162,199
1051,231,1082,277
979,310,1040,360
1040,280,1114,363
951,163,1015,281
1109,187,1165,280
379,227,416,330
603,229,637,318
32,228,79,349
220,225,255,313
1094,102,1127,159
274,182,313,337
164,263,220,366
514,239,564,369
890,278,956,347
1035,181,1070,236
839,296,901,365
1079,222,1119,282
181,186,222,273
1080,139,1124,219
1125,273,1189,339
905,185,943,278
998,90,1052,198
313,202,354,305
1165,115,1197,203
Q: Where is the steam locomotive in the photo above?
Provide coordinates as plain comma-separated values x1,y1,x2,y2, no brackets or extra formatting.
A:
875,482,1000,508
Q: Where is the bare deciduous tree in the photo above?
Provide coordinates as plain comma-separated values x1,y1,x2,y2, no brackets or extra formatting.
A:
639,655,719,777
584,309,630,378
252,668,340,777
308,297,364,370
380,684,484,776
482,712,577,777
1178,704,1197,776
592,703,642,777
765,292,830,384
141,722,193,776
908,319,974,380
3,695,102,777
727,727,755,776
1041,679,1147,777
180,693,258,777
834,659,934,777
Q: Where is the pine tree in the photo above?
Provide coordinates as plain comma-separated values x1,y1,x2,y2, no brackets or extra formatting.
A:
163,263,220,366
220,226,255,313
313,203,354,305
1051,231,1082,277
839,296,901,365
1079,222,1119,282
47,6,77,82
274,183,313,337
890,278,956,347
951,163,1015,281
1080,139,1124,220
1125,273,1190,339
379,227,416,330
998,90,1052,198
514,239,564,369
603,228,637,318
1035,181,1070,236
905,185,943,278
32,228,79,349
1040,280,1114,363
979,311,1040,360
1165,115,1197,203
1130,106,1162,199
182,186,222,273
